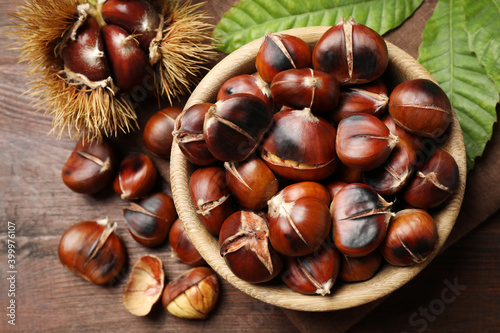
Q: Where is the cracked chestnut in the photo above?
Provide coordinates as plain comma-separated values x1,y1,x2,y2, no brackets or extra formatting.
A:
219,211,283,283
380,209,438,266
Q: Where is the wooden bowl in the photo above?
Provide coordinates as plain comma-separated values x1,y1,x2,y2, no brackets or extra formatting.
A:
170,27,467,311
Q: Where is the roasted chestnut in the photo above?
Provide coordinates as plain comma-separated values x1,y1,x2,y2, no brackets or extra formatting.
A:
256,32,312,84
224,157,279,210
169,218,206,267
282,244,340,295
204,93,273,162
261,108,338,181
267,182,331,256
173,103,218,166
380,209,438,266
113,153,158,200
338,251,382,282
219,210,283,283
189,166,236,236
403,149,459,208
58,218,126,285
62,137,117,194
389,79,452,138
143,107,182,158
331,183,392,257
123,192,177,247
313,17,389,85
336,113,399,171
270,68,340,113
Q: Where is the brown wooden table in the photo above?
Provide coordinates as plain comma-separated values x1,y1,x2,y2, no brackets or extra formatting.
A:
1,0,499,332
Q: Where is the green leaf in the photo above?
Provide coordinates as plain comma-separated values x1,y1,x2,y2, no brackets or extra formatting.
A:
463,0,500,93
418,0,498,171
213,0,424,53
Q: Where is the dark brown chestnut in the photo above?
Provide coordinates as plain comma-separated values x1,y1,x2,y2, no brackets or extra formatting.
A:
256,32,312,84
62,137,117,194
169,218,206,266
261,108,338,181
270,68,340,113
113,153,158,200
389,79,452,138
189,166,236,236
403,150,459,208
173,103,218,166
219,211,283,283
336,113,399,171
330,79,388,124
224,157,279,210
282,244,340,295
334,163,363,183
380,209,438,266
143,107,182,158
267,182,332,257
338,251,382,282
123,192,177,247
204,93,273,162
217,73,272,108
313,17,389,85
331,183,393,257
58,218,126,284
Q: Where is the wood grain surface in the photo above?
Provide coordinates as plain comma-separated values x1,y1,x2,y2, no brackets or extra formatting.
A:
0,0,499,332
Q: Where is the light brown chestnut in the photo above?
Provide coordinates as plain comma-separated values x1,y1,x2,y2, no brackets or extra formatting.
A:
331,183,393,257
169,218,206,267
123,192,177,247
256,32,312,84
313,17,389,85
122,255,164,316
143,107,182,158
62,137,117,194
282,244,340,295
224,157,279,210
58,218,126,285
162,267,219,319
219,210,284,283
380,209,438,266
189,166,236,236
113,153,158,200
261,108,338,181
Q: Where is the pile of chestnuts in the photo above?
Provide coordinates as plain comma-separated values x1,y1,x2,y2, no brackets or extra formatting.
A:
58,124,220,318
176,17,460,296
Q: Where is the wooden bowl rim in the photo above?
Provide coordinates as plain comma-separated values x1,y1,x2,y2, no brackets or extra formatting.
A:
170,26,467,312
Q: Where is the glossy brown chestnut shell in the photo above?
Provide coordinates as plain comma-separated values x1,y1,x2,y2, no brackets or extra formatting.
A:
403,149,459,208
261,108,338,181
331,183,393,257
58,218,126,285
312,17,389,85
389,79,452,138
143,107,182,158
169,218,206,267
267,182,332,257
189,166,236,236
380,209,438,266
338,251,382,282
336,113,399,171
113,153,158,200
62,137,117,194
224,157,279,210
173,103,218,166
256,32,312,84
123,192,177,247
282,244,340,295
204,93,273,162
217,73,272,108
270,68,340,113
219,211,283,283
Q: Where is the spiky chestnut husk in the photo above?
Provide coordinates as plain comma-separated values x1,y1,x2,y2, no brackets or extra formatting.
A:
11,0,215,142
